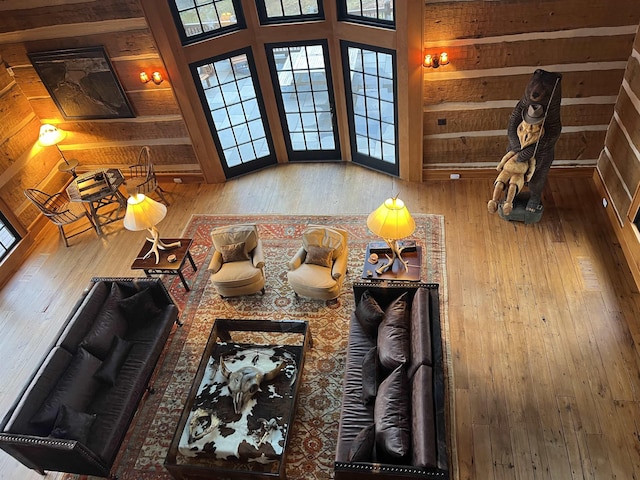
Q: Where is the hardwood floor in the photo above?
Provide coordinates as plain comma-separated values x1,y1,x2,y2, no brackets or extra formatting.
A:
0,162,638,480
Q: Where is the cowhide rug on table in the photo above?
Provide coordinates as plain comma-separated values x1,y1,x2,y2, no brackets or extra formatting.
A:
64,214,453,480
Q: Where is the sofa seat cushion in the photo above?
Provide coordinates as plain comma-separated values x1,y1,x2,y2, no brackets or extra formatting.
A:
377,292,410,371
87,338,160,463
412,365,437,468
335,313,377,463
30,348,102,433
374,365,411,461
210,260,262,287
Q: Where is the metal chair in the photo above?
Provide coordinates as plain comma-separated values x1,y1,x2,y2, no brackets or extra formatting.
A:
126,146,169,205
24,189,97,247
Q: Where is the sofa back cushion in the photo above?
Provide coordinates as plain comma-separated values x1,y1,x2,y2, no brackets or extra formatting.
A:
354,290,384,338
377,292,410,371
411,364,437,468
56,281,110,353
80,282,128,360
374,365,410,461
408,287,432,378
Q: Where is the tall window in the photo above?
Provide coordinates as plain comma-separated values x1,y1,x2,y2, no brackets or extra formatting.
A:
342,42,398,175
193,50,277,178
256,0,323,24
169,0,245,44
338,0,394,28
0,213,20,261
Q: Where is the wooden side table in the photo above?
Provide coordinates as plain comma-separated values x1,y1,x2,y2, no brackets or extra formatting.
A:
361,241,422,282
130,238,197,291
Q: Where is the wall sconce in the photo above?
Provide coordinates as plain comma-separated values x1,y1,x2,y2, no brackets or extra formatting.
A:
423,51,449,68
140,71,163,85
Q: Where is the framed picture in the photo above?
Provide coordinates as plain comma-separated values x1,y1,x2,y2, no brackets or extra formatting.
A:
29,46,135,120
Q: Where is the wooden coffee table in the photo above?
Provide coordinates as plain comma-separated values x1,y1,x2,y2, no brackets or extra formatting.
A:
130,238,196,291
165,319,311,480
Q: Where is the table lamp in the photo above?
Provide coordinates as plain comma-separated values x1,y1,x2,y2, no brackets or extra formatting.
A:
366,196,416,274
38,124,79,176
124,193,180,264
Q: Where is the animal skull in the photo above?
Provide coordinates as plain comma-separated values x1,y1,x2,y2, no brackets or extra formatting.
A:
220,356,285,414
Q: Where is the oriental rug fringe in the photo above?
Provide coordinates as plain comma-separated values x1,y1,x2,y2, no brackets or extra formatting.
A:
66,214,454,480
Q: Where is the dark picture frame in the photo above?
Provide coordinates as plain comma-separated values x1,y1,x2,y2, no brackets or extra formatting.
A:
29,46,134,120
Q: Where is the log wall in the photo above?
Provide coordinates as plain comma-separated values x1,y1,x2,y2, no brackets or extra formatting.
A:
0,0,201,237
594,28,640,288
423,0,640,177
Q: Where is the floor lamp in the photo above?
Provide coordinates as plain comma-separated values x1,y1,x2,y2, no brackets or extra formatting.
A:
366,196,416,274
123,193,180,264
38,124,79,177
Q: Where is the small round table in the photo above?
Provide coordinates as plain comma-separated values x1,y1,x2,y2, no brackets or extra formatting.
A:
58,158,79,177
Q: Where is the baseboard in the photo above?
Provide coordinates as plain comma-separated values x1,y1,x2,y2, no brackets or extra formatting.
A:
422,165,596,181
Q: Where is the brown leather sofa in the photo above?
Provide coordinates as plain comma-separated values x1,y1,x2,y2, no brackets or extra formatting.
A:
335,282,449,479
0,277,179,478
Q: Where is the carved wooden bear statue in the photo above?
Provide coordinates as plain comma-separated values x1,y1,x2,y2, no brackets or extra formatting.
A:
501,69,562,215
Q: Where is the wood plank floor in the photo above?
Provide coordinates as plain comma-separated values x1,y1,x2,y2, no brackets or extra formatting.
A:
1,162,638,480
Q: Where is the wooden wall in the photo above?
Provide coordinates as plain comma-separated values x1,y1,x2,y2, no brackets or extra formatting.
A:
594,27,640,288
0,0,201,236
422,0,640,178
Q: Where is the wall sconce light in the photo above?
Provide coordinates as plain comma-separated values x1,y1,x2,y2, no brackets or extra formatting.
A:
140,71,163,85
423,51,449,68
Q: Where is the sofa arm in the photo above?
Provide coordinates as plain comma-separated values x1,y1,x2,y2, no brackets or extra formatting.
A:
252,239,265,269
0,433,109,477
208,250,223,273
288,247,306,271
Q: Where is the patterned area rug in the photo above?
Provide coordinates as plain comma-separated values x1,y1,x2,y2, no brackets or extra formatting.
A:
67,214,451,480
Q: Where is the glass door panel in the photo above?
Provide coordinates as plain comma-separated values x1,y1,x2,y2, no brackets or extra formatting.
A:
342,42,398,175
192,49,277,178
266,42,340,161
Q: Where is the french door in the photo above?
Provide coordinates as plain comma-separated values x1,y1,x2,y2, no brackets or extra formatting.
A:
342,41,398,175
192,48,277,178
266,41,341,161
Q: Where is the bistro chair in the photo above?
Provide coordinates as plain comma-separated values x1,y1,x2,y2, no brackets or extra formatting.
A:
24,188,97,247
126,146,169,205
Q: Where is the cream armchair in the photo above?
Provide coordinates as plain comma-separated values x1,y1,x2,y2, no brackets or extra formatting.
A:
287,226,348,301
208,224,266,297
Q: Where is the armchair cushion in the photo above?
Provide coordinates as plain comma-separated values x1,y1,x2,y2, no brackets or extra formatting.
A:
211,224,258,254
304,245,334,268
219,241,250,263
302,226,345,260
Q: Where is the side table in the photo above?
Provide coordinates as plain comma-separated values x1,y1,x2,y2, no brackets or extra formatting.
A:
131,238,197,291
361,241,422,281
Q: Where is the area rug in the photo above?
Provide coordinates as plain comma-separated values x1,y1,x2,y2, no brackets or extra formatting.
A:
66,214,453,480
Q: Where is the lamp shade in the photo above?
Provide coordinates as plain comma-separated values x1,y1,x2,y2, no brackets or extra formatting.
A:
123,193,167,231
367,197,416,240
38,124,66,147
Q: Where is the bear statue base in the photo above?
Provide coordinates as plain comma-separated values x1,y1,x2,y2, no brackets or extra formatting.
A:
498,191,543,224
